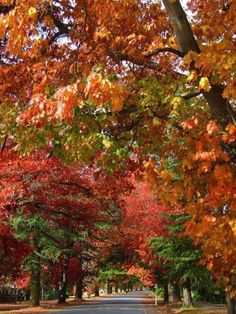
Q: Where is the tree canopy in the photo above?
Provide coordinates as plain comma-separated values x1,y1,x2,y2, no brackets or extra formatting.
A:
0,0,235,312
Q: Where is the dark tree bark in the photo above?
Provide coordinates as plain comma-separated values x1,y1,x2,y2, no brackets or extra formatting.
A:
162,0,236,128
115,284,119,293
58,256,69,304
75,279,83,299
163,282,169,303
75,256,83,299
173,282,181,301
226,293,235,314
182,277,193,308
169,282,181,302
107,279,111,294
30,257,41,307
58,271,68,303
94,287,100,297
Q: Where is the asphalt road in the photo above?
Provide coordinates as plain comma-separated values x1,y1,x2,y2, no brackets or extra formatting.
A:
53,292,156,314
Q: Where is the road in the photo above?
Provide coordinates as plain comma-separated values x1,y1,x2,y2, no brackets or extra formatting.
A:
53,292,156,314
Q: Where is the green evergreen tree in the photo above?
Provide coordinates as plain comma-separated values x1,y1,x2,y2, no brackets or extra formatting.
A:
150,214,206,308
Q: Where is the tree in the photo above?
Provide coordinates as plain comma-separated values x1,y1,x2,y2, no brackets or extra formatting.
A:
151,214,205,308
0,1,235,311
0,1,235,147
0,224,30,284
118,178,178,290
0,143,133,304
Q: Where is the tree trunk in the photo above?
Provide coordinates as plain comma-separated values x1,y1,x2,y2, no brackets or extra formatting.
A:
75,256,83,299
75,279,83,299
30,258,41,307
94,287,99,297
173,282,181,301
163,282,169,303
107,279,111,294
58,256,69,304
182,278,193,308
226,293,235,314
169,282,181,302
58,272,68,303
162,0,236,128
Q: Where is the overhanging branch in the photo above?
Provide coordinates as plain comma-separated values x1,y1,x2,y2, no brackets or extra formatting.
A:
145,47,184,58
108,50,158,70
182,91,201,100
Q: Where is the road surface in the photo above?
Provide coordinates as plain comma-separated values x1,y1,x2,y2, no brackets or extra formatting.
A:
53,292,156,314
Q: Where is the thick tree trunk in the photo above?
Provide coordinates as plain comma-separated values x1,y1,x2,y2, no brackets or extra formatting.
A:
107,279,111,294
226,293,235,314
75,279,83,299
94,287,100,297
182,278,193,308
58,272,68,303
162,0,236,128
173,282,181,301
163,282,169,303
58,256,69,304
169,282,181,302
162,0,200,54
115,284,118,293
30,258,41,307
75,256,83,299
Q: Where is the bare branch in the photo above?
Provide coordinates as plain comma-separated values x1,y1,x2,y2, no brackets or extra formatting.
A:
145,47,184,58
0,136,8,153
182,91,201,100
59,181,94,197
108,51,158,70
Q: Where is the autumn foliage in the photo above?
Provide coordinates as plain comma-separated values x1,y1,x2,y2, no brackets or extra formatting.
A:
0,0,236,311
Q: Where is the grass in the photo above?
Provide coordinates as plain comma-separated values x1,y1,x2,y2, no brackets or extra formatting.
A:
155,301,227,314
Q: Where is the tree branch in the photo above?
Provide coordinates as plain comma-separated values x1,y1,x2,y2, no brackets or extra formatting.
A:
59,181,94,197
43,6,72,45
145,47,184,58
108,51,158,70
0,136,8,153
162,0,200,54
162,0,236,128
182,91,201,100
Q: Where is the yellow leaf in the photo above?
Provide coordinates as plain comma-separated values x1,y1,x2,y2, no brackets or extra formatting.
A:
102,138,111,149
152,117,161,126
171,96,184,110
187,70,198,83
28,7,37,18
199,77,211,92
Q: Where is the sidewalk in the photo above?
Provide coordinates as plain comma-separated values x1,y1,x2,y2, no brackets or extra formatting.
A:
154,300,227,314
0,292,125,313
0,298,83,314
140,292,227,314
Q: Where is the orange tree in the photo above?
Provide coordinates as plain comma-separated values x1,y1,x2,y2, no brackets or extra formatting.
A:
0,0,235,311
